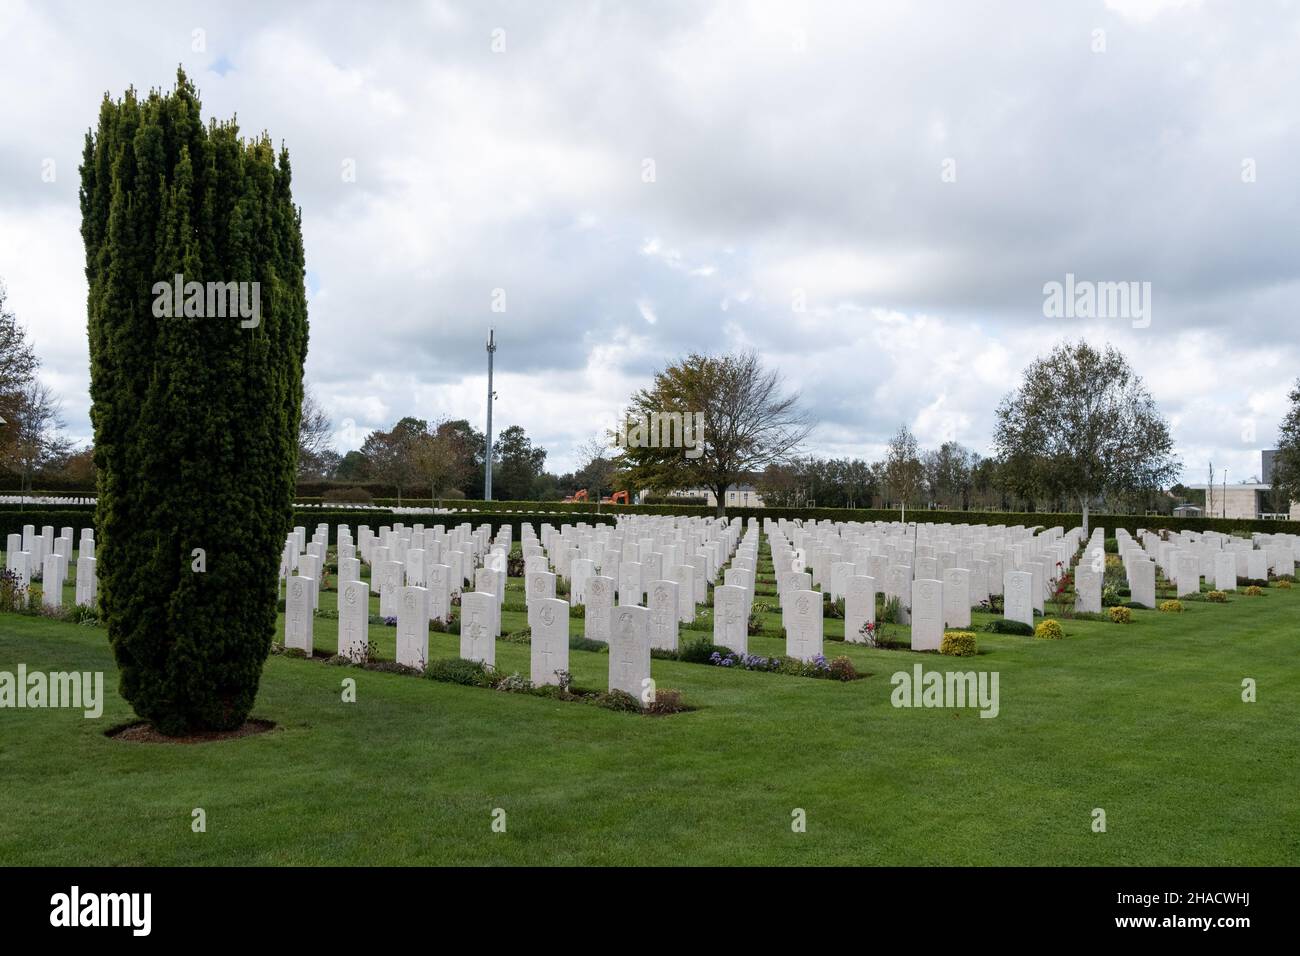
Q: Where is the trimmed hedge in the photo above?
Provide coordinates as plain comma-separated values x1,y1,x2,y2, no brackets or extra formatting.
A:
0,502,96,511
0,508,615,548
0,510,98,544
430,499,1300,536
5,501,1295,542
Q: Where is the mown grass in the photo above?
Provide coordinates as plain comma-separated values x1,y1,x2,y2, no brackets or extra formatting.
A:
1,544,1297,865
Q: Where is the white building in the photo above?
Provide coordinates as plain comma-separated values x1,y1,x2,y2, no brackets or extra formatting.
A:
650,484,766,508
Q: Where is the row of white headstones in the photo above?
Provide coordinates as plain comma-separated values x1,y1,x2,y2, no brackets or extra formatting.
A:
4,524,98,610
280,515,758,701
281,514,1300,691
767,518,1300,650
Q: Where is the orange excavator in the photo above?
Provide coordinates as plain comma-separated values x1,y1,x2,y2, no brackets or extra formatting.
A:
563,489,630,504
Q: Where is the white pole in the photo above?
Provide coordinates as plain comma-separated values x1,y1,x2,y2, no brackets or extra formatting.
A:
484,329,496,501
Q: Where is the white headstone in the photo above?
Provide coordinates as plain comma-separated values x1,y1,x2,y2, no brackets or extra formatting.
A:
1214,552,1236,591
75,556,97,608
585,574,614,642
785,589,824,662
396,586,430,669
285,575,314,655
608,604,650,703
1004,570,1034,628
1175,551,1200,597
1129,559,1156,608
1247,550,1268,582
844,574,876,643
338,579,370,661
531,597,570,687
460,591,496,667
426,563,451,623
670,565,695,624
41,553,65,608
910,578,944,651
647,579,679,652
713,583,748,653
943,568,971,628
619,561,643,607
377,560,403,618
1074,563,1102,614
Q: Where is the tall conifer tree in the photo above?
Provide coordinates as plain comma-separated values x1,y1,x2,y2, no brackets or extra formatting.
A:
80,68,308,734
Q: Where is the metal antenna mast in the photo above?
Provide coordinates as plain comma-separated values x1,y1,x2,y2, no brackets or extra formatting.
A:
484,329,496,501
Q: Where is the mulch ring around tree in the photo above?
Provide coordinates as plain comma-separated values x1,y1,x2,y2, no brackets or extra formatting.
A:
105,718,277,744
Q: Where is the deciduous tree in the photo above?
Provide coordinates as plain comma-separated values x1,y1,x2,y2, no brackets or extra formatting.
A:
619,350,810,516
993,340,1178,535
1271,378,1300,510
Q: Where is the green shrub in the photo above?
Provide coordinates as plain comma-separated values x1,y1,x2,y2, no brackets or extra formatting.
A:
679,636,730,664
597,689,643,713
876,594,903,625
940,631,978,656
982,619,1034,636
646,688,687,715
775,656,808,677
828,656,858,681
1070,611,1109,622
356,660,420,676
495,672,532,693
424,658,495,687
1035,619,1065,640
568,636,607,653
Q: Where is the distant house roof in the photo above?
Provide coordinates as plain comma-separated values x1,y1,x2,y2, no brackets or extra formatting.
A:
1188,483,1271,491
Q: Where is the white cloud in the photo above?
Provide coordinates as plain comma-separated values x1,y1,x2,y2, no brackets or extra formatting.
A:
0,0,1296,485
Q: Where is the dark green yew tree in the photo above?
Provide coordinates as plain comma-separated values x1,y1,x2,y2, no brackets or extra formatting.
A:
80,69,308,734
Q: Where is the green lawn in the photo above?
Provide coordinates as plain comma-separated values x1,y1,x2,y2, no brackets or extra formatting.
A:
1,554,1298,865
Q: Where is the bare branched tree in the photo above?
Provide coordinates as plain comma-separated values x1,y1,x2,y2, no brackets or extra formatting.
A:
5,381,72,494
297,388,334,479
620,350,812,515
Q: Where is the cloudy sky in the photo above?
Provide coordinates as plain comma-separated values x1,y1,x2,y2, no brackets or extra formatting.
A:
1,0,1296,480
